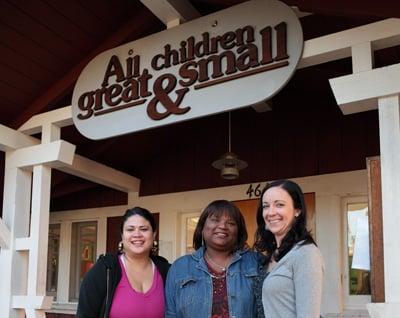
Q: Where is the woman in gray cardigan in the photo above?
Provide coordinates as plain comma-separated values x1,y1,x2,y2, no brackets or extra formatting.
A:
254,179,324,318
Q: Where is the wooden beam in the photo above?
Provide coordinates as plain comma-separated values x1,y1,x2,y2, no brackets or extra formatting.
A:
284,0,400,19
3,135,138,192
0,217,11,249
57,155,140,193
299,18,400,69
11,6,158,130
28,165,52,296
140,0,200,25
0,124,39,152
12,295,52,309
18,106,72,135
6,140,75,170
329,62,400,114
14,237,31,251
1,126,138,194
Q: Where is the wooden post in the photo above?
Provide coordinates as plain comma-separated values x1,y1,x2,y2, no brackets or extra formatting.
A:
366,156,385,302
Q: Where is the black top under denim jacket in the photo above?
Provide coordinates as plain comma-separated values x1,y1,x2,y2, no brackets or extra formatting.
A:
254,253,268,318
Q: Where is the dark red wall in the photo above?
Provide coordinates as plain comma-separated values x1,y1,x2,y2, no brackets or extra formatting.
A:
48,106,379,211
138,107,379,196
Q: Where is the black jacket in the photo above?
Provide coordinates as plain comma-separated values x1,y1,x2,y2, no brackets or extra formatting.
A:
76,253,170,318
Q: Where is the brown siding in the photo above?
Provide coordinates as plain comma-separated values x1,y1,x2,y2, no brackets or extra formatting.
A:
51,184,127,211
139,108,379,196
48,107,379,210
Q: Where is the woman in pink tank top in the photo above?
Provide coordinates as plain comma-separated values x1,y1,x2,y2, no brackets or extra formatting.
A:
77,207,170,318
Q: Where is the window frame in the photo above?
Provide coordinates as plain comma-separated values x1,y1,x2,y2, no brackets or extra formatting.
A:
69,220,98,302
342,196,371,310
46,223,61,297
48,213,107,309
178,211,201,257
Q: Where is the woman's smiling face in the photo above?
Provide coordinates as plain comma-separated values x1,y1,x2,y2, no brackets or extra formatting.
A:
202,212,238,252
262,186,300,246
121,214,155,256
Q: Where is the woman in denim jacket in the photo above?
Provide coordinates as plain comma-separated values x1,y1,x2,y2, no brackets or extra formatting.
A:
165,200,260,318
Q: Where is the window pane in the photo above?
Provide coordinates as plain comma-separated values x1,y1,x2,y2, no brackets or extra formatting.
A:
186,217,199,254
69,221,97,301
347,203,371,295
46,224,60,297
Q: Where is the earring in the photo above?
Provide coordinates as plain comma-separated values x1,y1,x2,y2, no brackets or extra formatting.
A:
151,240,159,254
118,241,123,253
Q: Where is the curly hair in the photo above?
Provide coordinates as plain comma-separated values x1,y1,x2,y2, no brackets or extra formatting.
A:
253,179,315,262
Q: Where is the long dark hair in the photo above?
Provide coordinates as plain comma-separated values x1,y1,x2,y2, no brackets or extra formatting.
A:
253,179,315,262
193,200,248,251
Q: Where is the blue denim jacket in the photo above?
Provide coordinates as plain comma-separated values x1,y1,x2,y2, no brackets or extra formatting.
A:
165,247,260,318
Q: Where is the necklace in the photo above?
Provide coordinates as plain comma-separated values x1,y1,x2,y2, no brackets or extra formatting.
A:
205,251,229,272
209,272,226,279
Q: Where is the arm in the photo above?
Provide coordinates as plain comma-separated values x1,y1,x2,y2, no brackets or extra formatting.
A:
165,264,178,318
165,265,177,318
76,262,107,318
293,245,324,318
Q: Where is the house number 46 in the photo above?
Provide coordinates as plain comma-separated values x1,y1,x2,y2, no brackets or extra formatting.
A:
246,183,263,199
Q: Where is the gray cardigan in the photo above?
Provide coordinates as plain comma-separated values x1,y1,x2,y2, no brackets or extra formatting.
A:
262,242,324,318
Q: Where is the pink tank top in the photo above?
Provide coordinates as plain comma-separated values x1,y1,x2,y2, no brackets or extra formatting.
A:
109,256,165,318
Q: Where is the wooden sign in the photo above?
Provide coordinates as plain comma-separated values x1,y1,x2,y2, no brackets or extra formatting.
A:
72,0,303,139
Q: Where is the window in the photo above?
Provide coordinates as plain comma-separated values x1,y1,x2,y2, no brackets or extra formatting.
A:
347,203,371,295
69,221,97,301
343,199,371,309
185,216,199,254
179,212,200,256
46,224,60,296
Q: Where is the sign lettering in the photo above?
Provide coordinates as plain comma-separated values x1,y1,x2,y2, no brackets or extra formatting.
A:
72,0,303,139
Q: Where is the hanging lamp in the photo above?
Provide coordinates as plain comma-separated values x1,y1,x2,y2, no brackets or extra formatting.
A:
212,112,248,180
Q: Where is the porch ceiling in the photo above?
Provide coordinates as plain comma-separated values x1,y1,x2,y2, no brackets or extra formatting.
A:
0,0,399,205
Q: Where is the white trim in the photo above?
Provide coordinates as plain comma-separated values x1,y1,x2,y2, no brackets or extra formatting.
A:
0,124,39,152
56,222,72,304
299,18,400,69
378,94,400,303
18,106,73,135
57,155,140,193
330,62,400,114
3,123,140,193
6,140,75,170
0,218,11,249
12,295,53,309
28,165,52,295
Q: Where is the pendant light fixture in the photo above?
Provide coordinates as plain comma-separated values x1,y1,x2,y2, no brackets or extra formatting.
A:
212,112,248,180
